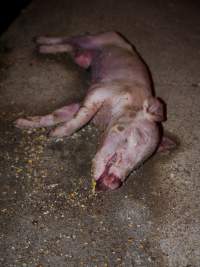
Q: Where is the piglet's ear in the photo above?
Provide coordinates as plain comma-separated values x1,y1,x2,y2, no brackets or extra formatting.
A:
143,97,166,122
157,134,178,153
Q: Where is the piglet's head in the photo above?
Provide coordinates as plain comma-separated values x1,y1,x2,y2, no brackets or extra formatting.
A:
93,97,165,191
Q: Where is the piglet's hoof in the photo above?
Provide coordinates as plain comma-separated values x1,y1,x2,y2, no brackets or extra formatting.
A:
49,127,67,138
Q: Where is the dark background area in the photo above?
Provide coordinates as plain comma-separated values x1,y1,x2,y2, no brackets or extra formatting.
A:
0,0,31,34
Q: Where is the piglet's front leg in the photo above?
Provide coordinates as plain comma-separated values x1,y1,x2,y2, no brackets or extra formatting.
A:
49,86,113,137
15,103,80,129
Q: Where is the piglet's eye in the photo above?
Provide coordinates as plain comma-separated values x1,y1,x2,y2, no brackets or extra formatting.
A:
117,125,125,132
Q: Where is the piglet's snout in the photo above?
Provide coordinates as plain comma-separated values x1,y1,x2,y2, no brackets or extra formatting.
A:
95,174,123,191
93,153,123,191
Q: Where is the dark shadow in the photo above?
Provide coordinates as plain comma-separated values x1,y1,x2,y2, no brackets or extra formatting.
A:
0,0,31,35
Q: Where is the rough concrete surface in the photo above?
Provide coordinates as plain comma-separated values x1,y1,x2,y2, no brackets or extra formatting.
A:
0,0,200,266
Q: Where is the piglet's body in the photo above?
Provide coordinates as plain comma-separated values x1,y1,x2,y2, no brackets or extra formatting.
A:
15,32,175,191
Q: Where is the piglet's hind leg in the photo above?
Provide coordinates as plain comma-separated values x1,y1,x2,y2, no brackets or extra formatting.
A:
35,36,68,45
38,44,73,54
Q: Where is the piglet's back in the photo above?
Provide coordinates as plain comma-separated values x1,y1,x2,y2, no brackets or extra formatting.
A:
91,45,152,95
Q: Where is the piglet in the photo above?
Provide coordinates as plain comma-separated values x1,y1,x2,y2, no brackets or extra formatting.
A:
15,32,176,191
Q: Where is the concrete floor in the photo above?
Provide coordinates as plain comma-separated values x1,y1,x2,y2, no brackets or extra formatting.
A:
0,0,200,266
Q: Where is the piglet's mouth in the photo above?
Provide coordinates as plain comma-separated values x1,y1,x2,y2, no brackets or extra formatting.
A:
95,153,122,191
